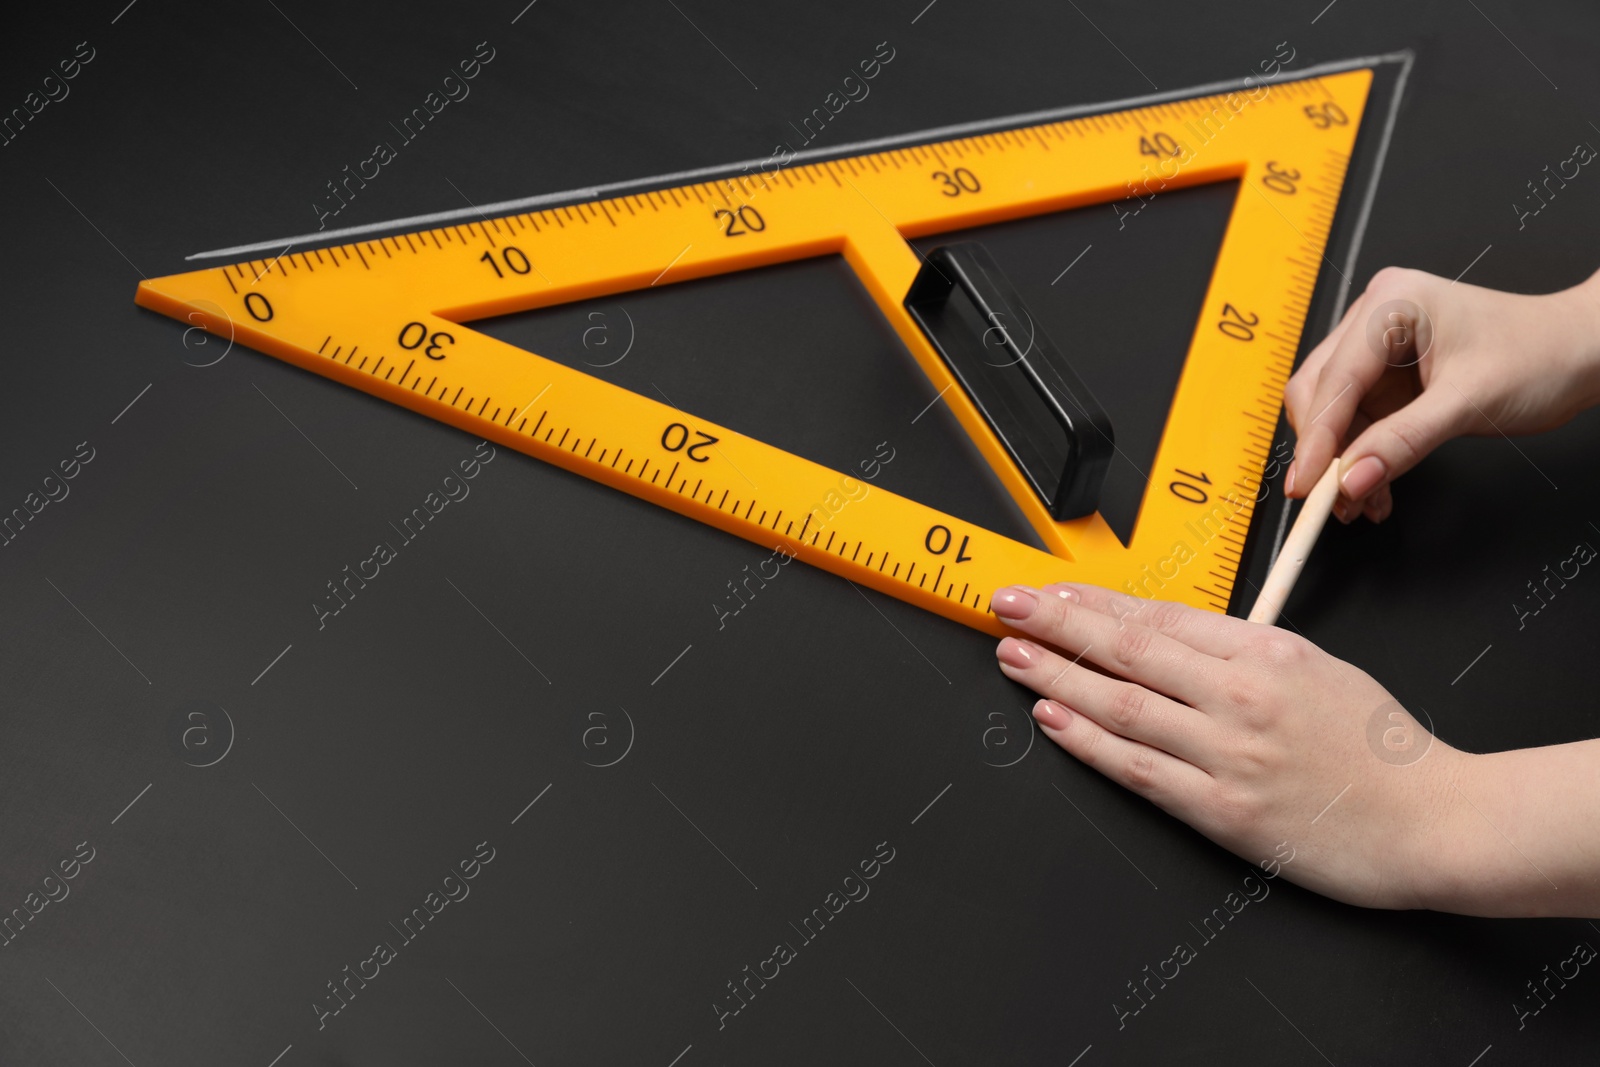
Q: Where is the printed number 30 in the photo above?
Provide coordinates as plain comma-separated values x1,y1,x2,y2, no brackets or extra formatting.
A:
932,168,981,196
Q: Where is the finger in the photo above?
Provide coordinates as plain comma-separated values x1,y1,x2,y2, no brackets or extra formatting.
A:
1287,278,1420,497
1040,583,1252,660
1361,483,1393,523
997,636,1218,764
1285,292,1365,440
1291,348,1386,500
1336,387,1469,502
991,586,1223,706
1031,698,1216,817
1288,389,1370,499
1330,408,1372,512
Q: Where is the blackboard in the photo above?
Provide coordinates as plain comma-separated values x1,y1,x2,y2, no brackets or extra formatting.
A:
3,1,1598,1063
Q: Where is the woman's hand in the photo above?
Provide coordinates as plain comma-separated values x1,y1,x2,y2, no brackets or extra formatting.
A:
1283,266,1600,522
992,582,1481,910
993,582,1600,916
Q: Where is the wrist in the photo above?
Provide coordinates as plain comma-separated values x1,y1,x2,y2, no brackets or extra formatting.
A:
1404,744,1495,913
1416,743,1600,918
1552,271,1600,411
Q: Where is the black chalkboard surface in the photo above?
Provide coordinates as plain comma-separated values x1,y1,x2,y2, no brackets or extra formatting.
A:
3,2,1598,1064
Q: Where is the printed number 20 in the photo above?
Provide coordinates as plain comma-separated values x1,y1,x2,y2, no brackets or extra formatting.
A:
716,206,766,236
662,422,719,461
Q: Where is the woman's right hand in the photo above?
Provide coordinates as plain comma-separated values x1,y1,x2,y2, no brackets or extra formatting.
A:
1283,266,1600,522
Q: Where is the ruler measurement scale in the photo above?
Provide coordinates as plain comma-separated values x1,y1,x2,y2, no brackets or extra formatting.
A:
138,71,1373,636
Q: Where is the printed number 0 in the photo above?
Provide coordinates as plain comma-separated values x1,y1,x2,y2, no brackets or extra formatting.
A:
243,293,273,321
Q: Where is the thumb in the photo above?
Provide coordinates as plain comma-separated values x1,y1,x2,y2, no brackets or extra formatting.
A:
1336,387,1468,502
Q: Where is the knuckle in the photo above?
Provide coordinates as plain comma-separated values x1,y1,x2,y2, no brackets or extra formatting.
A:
1368,265,1414,294
1124,747,1159,793
1073,718,1105,763
1113,624,1154,669
1108,684,1148,731
1108,595,1140,629
1209,785,1259,829
1380,416,1431,467
1252,631,1304,669
1223,670,1268,713
1283,381,1308,422
1145,600,1186,638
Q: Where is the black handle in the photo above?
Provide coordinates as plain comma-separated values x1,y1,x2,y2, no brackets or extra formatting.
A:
904,243,1114,521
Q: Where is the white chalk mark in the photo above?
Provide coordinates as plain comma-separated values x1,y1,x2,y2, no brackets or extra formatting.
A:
111,383,152,424
251,644,293,686
911,782,952,825
111,782,153,825
512,783,554,824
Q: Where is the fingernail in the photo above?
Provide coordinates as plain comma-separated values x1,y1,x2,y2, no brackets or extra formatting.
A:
996,636,1041,669
1041,583,1080,602
1033,699,1071,731
1284,462,1296,497
1333,499,1354,525
992,586,1039,619
1340,455,1386,500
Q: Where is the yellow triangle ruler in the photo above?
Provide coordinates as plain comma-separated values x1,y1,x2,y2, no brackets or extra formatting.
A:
137,69,1373,636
